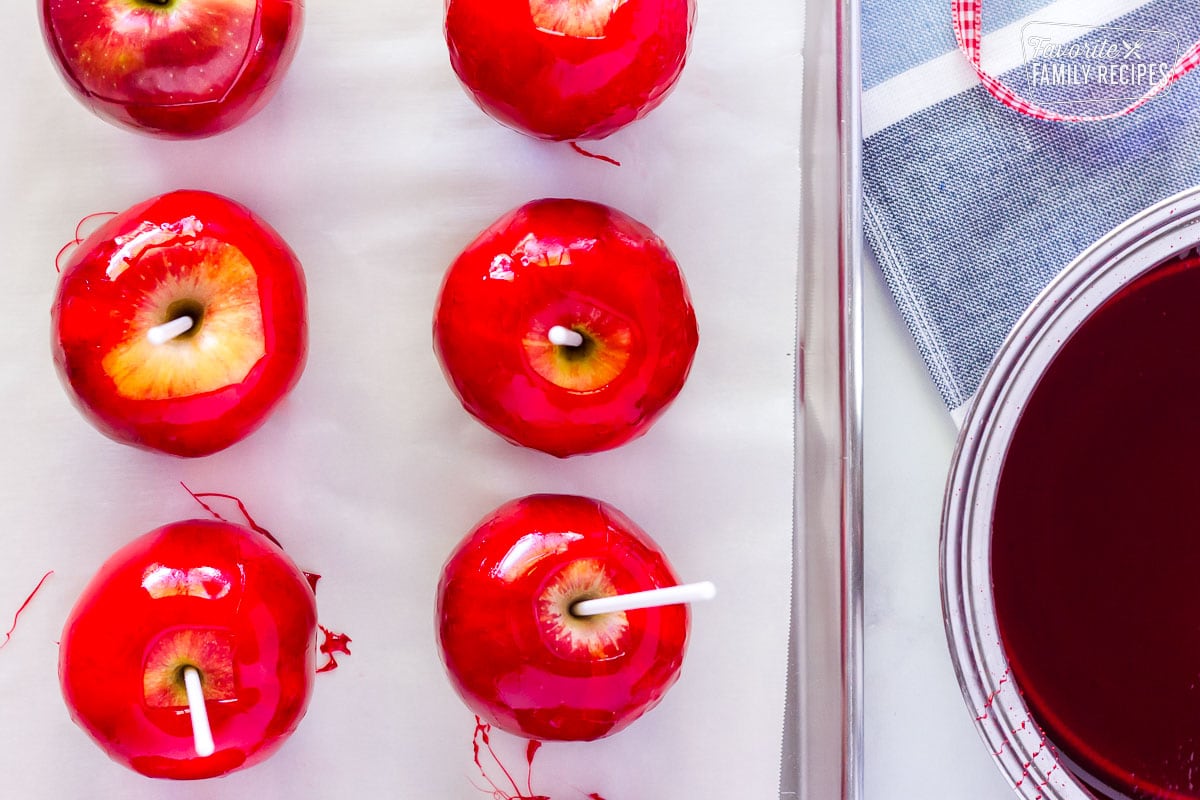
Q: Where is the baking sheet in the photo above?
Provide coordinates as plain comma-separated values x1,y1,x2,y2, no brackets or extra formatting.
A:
0,1,804,798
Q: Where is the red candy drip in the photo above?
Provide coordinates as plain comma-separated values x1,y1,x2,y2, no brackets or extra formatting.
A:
471,717,548,800
55,211,118,273
0,571,54,650
180,483,284,548
317,625,352,674
526,740,542,795
974,667,1063,799
304,572,322,594
974,667,1010,722
568,142,621,167
468,718,606,800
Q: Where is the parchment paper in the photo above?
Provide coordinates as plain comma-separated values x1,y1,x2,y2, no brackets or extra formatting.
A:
0,1,803,797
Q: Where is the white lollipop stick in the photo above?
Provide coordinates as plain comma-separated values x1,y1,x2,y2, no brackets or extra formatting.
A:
147,316,194,345
182,666,215,758
549,325,584,347
572,581,716,617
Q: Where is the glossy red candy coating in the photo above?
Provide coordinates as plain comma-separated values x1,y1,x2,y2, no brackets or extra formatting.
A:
60,519,318,779
40,0,303,138
51,190,308,458
445,0,695,140
437,494,690,741
433,198,698,458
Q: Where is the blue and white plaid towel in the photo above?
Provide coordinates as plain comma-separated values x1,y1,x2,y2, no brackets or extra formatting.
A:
863,0,1200,416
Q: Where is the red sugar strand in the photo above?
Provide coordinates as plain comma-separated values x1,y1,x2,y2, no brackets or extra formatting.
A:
55,211,118,273
469,719,551,800
180,483,283,548
0,571,54,650
569,142,621,167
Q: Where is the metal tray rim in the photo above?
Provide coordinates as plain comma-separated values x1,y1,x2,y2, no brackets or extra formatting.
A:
782,0,863,797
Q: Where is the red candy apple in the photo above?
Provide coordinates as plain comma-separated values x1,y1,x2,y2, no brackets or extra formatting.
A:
445,0,695,140
433,198,698,458
52,190,307,458
437,494,690,741
40,0,303,138
60,518,318,779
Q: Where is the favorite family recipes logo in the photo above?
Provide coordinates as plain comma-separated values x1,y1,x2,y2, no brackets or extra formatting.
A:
1021,22,1183,113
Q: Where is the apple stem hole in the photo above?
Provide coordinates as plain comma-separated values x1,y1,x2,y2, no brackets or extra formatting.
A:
571,581,717,617
182,666,216,758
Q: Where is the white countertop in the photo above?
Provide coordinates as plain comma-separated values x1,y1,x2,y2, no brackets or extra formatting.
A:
862,246,1018,800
